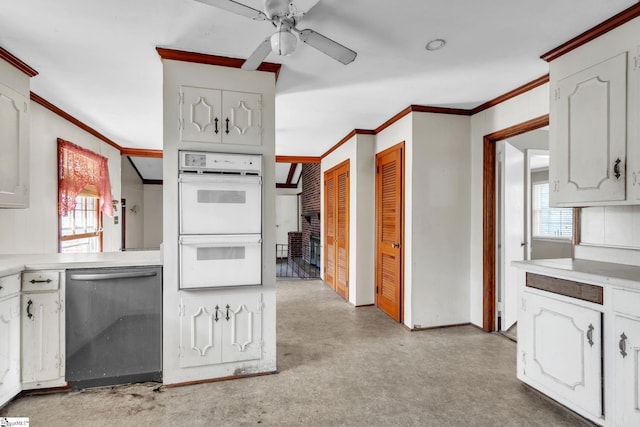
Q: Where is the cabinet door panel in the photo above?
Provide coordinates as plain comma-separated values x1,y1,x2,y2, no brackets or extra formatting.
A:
0,295,21,407
221,294,263,363
614,315,640,427
221,91,262,146
0,82,29,208
21,293,62,384
178,293,223,368
520,292,602,418
180,86,222,144
551,52,627,205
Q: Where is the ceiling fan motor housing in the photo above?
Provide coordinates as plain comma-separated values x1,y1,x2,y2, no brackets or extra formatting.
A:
264,0,291,19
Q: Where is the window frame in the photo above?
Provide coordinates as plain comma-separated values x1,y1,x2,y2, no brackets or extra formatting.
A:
58,186,103,253
531,180,573,241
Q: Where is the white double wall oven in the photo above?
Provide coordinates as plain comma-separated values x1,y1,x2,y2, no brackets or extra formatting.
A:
178,151,263,289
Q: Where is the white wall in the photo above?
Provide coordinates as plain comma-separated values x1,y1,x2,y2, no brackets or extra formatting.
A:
121,157,144,250
143,184,162,249
0,100,122,254
409,112,471,328
468,83,550,327
321,133,376,307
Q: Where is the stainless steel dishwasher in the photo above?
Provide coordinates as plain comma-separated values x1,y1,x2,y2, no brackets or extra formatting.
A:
65,266,162,389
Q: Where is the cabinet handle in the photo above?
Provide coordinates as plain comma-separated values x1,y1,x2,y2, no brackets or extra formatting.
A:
225,118,230,135
214,117,219,134
614,158,622,180
392,243,400,248
26,298,33,319
225,304,230,321
214,305,219,322
620,333,628,358
586,324,594,347
29,278,52,284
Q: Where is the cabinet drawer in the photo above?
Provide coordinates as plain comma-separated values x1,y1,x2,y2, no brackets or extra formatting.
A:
613,289,640,318
0,274,21,298
22,271,60,291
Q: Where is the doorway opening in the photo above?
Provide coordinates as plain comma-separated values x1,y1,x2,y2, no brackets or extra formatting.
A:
484,116,579,333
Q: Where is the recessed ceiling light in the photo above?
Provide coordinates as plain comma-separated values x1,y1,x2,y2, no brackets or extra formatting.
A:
425,38,446,51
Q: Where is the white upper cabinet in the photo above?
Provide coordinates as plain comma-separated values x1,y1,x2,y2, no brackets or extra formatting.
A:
550,53,627,206
179,86,262,146
548,12,640,208
0,81,29,208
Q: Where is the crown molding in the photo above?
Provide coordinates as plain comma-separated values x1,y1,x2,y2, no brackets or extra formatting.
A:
156,47,282,80
541,3,640,62
0,46,38,77
471,74,549,114
31,92,121,152
121,147,163,158
276,156,321,164
321,129,376,160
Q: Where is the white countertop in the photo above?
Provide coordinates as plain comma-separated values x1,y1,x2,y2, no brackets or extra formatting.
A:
513,258,640,290
0,250,161,277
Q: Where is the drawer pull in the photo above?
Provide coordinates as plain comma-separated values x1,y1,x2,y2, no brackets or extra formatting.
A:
620,333,628,358
29,278,52,284
614,158,622,180
26,299,33,319
586,324,594,347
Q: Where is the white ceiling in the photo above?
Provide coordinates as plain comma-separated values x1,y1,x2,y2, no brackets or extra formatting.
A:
0,0,636,157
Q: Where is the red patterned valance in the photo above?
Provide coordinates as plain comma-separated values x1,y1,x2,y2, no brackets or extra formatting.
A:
57,138,114,217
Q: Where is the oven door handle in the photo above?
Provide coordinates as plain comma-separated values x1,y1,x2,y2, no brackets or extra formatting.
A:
69,271,158,281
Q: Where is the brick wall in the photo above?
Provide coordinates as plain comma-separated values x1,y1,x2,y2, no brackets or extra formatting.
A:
301,163,321,263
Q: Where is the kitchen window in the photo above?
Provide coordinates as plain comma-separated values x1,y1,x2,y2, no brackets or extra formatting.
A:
59,186,102,253
532,181,573,239
57,138,113,253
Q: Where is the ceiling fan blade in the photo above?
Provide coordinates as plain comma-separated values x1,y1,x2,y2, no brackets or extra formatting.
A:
194,0,268,20
242,38,273,70
296,29,357,65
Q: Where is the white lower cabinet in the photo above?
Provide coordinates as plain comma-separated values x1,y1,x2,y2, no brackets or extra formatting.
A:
179,291,263,369
519,291,603,420
614,315,640,427
0,293,21,407
21,271,65,389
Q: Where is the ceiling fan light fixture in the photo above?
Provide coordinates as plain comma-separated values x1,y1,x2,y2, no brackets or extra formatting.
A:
271,27,297,56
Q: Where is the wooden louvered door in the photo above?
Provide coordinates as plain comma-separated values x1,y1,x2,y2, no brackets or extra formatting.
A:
376,143,404,322
324,172,336,290
324,161,349,300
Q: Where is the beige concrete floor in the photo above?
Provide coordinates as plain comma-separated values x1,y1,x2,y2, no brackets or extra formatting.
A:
1,280,591,426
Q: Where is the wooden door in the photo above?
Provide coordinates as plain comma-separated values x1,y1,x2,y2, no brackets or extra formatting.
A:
324,172,336,290
376,143,403,322
334,165,349,299
324,161,349,299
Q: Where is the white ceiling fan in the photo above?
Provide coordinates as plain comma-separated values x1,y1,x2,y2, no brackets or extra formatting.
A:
195,0,357,70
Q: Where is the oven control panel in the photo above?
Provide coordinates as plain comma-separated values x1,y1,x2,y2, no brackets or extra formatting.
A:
179,151,262,175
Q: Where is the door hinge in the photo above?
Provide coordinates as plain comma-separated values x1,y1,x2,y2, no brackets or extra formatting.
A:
178,118,184,131
376,166,380,174
553,88,560,101
178,92,184,105
376,285,379,294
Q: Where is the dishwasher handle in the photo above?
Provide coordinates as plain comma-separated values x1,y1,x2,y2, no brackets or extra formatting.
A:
69,270,158,281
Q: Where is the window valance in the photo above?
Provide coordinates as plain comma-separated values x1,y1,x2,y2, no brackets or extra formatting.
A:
57,138,114,217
